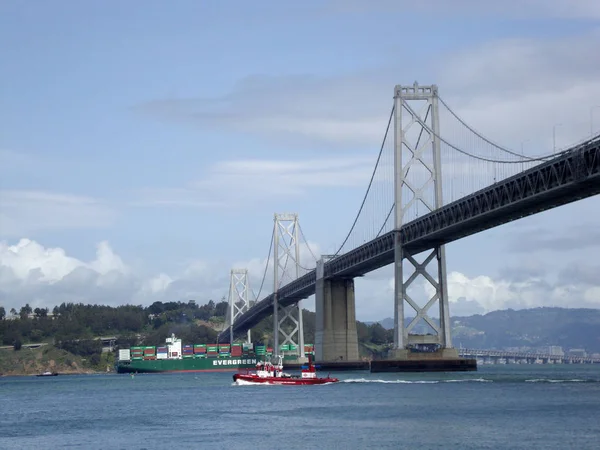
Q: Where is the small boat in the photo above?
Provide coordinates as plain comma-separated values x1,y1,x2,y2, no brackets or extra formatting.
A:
36,371,58,377
233,355,339,385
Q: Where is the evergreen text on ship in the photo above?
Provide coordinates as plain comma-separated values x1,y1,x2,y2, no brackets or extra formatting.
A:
212,359,257,366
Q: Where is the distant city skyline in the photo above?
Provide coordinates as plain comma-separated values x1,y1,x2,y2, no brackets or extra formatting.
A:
1,0,600,320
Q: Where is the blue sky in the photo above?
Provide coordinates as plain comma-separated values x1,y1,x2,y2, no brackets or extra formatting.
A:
1,0,600,320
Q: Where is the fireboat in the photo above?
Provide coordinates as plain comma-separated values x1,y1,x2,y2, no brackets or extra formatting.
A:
233,355,339,385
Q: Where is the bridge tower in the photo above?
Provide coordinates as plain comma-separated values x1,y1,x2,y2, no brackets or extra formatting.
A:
227,269,252,344
273,213,305,359
392,82,455,357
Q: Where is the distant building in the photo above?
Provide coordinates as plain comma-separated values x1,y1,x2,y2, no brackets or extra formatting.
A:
548,346,564,356
568,348,587,357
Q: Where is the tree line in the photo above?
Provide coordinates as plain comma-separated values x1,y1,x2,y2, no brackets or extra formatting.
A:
0,300,395,358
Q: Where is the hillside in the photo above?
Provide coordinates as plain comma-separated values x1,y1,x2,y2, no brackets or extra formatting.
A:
0,345,112,376
374,307,600,353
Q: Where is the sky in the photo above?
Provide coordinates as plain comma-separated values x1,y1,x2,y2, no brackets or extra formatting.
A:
1,0,600,322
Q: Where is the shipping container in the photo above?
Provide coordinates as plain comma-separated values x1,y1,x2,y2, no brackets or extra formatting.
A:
118,349,131,361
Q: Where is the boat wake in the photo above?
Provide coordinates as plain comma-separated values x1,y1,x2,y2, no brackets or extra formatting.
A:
525,378,591,383
233,379,273,386
342,378,492,384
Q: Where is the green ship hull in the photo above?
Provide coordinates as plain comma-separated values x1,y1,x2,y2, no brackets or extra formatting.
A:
116,357,260,374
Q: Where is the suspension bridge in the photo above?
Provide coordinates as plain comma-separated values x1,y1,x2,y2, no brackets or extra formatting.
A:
218,82,600,367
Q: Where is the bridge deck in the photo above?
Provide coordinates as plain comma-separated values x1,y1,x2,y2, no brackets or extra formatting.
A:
219,138,600,343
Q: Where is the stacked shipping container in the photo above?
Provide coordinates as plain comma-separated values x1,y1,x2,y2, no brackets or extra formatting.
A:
182,345,194,358
157,346,168,359
131,346,144,360
193,344,206,358
124,341,316,361
143,346,156,360
231,343,242,357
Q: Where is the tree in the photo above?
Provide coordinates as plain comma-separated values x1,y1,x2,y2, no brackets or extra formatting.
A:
357,321,370,342
20,304,32,319
369,323,388,344
10,308,17,317
0,306,5,320
214,300,228,317
147,301,165,316
34,307,48,318
13,339,22,351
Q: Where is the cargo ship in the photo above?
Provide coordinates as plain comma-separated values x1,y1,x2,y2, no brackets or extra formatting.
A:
115,333,314,374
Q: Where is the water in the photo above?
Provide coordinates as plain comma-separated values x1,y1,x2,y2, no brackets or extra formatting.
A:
1,365,599,449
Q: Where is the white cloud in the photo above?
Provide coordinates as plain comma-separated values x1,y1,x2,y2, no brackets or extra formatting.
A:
136,73,392,149
0,238,224,312
353,265,600,322
438,28,600,150
1,238,599,323
136,27,600,163
0,190,116,237
133,156,376,208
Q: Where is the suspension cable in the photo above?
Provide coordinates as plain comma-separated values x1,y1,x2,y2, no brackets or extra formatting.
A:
376,203,394,238
402,102,561,163
437,95,537,159
330,103,395,258
297,222,318,262
253,221,274,301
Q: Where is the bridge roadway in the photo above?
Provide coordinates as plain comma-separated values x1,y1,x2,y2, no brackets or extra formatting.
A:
219,137,600,343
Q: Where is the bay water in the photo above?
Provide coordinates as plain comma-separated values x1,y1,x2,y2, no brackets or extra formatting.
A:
1,364,599,449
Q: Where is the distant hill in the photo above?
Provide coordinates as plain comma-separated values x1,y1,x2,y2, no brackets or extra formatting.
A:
371,307,600,354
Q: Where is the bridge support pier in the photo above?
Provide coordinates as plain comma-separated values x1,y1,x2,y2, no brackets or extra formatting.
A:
315,258,359,363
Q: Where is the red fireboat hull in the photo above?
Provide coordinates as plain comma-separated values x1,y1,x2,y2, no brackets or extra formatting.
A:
233,373,339,385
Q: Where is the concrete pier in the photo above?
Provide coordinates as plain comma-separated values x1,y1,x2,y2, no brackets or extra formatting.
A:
285,360,370,371
371,349,477,372
314,276,360,363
